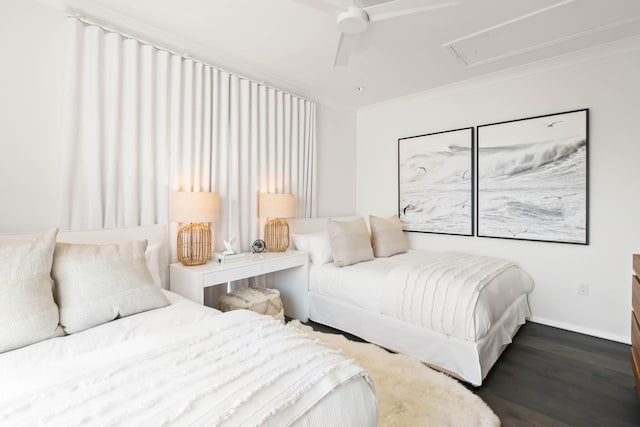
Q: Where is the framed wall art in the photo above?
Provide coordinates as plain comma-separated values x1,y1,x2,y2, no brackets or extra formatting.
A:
398,127,474,236
477,108,589,245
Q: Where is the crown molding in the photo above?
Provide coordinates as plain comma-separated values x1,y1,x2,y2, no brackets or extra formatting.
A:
31,0,357,111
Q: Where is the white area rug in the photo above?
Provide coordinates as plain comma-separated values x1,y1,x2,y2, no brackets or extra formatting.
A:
288,321,500,427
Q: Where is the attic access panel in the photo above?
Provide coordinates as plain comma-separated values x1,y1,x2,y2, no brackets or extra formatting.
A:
443,0,640,67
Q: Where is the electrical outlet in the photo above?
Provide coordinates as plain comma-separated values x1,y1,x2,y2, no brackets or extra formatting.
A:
577,282,589,296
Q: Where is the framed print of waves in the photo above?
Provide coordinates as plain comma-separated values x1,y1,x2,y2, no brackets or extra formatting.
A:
477,109,588,245
398,127,474,236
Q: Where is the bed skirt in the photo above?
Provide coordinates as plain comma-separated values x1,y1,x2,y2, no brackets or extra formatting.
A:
308,292,531,386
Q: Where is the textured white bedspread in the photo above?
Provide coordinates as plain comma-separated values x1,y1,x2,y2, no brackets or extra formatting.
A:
382,251,515,341
309,250,533,341
0,292,374,427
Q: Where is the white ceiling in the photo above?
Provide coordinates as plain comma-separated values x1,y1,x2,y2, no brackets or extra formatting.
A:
46,0,640,110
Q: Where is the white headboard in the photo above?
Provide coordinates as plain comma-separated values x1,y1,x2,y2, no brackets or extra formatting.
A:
287,217,364,251
0,225,169,287
288,218,328,235
288,216,364,236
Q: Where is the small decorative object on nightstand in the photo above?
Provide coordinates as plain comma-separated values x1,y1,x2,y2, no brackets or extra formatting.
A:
171,191,219,266
251,239,266,253
259,193,295,252
211,252,245,263
212,237,244,262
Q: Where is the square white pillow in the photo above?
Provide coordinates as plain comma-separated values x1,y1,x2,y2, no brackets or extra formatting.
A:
144,242,163,287
292,232,333,266
0,229,63,353
52,240,170,334
327,217,374,267
369,215,408,257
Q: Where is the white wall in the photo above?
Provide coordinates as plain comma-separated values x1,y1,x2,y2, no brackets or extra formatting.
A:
356,42,640,342
0,0,66,232
316,104,357,217
0,0,356,233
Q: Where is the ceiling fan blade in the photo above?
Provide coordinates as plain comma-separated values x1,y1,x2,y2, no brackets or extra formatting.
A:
289,0,345,14
365,0,460,22
334,33,357,67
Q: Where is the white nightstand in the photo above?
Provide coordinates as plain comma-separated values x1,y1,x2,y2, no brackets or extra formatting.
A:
170,251,309,321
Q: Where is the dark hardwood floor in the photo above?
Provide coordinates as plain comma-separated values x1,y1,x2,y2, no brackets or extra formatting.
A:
304,320,640,427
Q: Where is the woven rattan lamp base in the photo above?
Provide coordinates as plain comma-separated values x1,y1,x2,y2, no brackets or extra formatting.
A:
264,218,289,252
177,223,212,266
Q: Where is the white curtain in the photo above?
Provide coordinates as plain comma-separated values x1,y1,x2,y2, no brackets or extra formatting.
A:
60,18,316,252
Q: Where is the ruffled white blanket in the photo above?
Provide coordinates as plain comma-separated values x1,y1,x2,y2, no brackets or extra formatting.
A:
0,310,370,427
382,251,513,341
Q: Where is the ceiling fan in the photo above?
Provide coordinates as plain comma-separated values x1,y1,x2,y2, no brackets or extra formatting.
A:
292,0,460,66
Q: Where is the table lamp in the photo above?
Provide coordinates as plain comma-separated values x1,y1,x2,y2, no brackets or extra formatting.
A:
259,193,296,252
171,191,219,266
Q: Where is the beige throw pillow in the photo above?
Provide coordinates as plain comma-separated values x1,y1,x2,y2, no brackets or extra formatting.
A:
327,218,374,267
370,215,408,257
0,229,63,353
52,240,170,334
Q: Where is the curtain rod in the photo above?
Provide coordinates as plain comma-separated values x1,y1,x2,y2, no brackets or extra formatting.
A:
66,14,313,103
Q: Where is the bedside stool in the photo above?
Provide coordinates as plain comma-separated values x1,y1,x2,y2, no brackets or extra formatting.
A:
220,287,284,322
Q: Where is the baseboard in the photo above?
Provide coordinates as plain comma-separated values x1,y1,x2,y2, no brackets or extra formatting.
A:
529,316,630,345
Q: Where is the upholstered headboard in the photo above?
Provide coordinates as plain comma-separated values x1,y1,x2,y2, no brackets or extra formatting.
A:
288,218,328,235
288,216,364,236
287,216,363,250
0,225,169,287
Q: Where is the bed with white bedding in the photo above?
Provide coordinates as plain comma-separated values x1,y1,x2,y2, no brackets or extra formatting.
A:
0,226,377,426
289,217,534,386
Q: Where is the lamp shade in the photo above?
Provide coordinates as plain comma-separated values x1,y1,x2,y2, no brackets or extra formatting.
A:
259,193,296,218
171,191,219,223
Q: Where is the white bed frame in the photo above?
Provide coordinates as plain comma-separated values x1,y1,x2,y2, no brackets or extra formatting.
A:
288,217,528,386
0,224,378,426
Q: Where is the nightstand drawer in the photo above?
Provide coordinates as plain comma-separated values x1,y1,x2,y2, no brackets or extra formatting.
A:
203,264,263,285
631,351,640,397
262,256,305,274
632,312,640,396
632,351,640,398
633,312,640,358
633,274,640,318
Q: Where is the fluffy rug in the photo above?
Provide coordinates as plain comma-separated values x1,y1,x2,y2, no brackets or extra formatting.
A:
288,321,500,427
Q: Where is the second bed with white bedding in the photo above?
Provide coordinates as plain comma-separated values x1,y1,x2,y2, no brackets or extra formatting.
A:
310,250,533,342
288,216,534,385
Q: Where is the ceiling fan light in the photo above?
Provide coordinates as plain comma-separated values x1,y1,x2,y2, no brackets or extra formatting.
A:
337,7,369,34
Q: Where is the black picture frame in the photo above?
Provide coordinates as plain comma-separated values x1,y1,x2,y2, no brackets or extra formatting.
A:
476,108,589,245
397,127,474,236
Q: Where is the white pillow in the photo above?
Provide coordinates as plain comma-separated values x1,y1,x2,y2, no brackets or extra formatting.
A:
144,242,163,287
327,217,374,267
292,232,334,266
0,229,63,353
369,215,408,257
52,240,170,334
